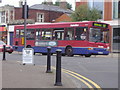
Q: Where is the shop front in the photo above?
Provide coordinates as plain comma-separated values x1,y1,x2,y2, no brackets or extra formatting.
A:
0,25,7,44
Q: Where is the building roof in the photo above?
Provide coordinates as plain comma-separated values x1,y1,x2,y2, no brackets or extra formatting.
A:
30,4,73,14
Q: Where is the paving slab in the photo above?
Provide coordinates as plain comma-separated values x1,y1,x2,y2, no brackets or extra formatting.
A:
2,60,79,88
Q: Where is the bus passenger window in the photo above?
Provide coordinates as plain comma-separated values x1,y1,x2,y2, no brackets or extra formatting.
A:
65,35,70,40
75,27,87,40
16,30,19,38
26,29,35,40
53,28,64,40
20,30,24,37
36,29,41,40
41,29,52,40
65,28,74,40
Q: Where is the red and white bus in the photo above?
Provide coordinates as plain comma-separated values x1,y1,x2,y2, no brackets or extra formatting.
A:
13,21,110,57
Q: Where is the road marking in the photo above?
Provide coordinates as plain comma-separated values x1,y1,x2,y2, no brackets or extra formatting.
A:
63,69,102,90
63,71,94,90
52,66,102,90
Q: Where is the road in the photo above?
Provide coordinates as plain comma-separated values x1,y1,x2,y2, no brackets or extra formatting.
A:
1,52,118,89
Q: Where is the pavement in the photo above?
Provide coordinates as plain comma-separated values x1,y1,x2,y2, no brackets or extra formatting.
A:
0,52,119,89
2,60,79,88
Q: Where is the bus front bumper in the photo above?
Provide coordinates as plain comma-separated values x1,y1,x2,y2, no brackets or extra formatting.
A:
89,50,109,55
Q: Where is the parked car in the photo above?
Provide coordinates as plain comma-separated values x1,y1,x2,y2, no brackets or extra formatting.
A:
0,41,13,54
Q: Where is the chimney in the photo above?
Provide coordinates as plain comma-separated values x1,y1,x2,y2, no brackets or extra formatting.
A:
19,0,23,7
59,0,67,9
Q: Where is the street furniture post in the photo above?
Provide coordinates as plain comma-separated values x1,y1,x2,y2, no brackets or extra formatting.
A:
46,47,52,73
54,49,62,86
2,45,6,61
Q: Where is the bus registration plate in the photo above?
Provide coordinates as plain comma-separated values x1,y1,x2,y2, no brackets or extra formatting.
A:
98,52,103,54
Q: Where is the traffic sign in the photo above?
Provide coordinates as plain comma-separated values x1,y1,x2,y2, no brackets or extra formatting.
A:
22,48,34,65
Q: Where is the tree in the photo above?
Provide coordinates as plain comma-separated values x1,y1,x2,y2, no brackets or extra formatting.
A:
41,0,72,10
54,1,72,10
71,5,101,21
42,0,53,5
67,3,72,10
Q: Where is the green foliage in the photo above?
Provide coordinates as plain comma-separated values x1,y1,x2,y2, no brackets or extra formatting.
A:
54,1,72,10
54,1,60,6
41,1,72,10
71,5,101,21
67,3,72,10
42,0,47,4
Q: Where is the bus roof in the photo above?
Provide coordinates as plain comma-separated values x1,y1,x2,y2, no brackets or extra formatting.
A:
15,21,109,29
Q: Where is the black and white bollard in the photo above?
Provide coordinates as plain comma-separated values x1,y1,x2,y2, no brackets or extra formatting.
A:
2,45,6,61
54,49,62,86
46,47,52,73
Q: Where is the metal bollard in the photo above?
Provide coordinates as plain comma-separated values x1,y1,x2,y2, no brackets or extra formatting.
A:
46,47,52,73
2,45,6,61
54,49,62,86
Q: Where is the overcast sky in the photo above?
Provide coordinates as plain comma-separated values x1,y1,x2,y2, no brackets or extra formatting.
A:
0,0,76,10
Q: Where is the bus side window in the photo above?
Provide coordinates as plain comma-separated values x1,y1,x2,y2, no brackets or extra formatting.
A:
65,28,74,40
20,30,24,37
53,28,64,40
36,29,41,40
41,29,52,40
16,29,19,38
75,27,86,40
26,29,35,40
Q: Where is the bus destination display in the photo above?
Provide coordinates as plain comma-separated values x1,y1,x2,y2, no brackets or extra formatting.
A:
93,22,108,28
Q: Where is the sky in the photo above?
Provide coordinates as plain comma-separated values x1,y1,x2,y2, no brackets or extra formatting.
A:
0,0,76,10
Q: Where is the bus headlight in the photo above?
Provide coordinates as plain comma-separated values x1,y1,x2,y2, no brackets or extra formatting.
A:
88,48,93,50
107,47,110,51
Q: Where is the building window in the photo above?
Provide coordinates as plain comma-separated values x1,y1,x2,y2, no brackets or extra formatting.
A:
119,1,120,18
37,13,44,22
0,11,6,23
113,1,118,19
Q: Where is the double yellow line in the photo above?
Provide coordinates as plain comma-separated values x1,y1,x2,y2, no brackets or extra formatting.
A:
52,66,102,90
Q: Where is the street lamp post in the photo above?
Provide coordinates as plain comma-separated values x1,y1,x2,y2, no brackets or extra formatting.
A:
24,0,27,48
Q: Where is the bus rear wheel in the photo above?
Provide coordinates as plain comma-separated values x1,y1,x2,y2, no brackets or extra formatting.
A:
26,45,32,48
65,46,73,57
42,53,47,55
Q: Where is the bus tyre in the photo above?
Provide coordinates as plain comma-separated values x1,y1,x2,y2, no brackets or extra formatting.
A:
26,45,32,48
34,52,36,55
85,54,91,57
42,53,47,55
8,52,12,54
65,46,73,57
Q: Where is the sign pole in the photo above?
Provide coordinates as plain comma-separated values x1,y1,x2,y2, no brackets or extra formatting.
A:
24,0,27,48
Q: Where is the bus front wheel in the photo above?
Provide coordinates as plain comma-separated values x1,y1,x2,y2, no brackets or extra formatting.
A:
65,46,73,57
85,54,91,57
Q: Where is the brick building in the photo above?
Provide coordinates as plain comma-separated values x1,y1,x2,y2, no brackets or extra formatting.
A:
75,0,120,52
0,2,73,44
0,4,72,24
